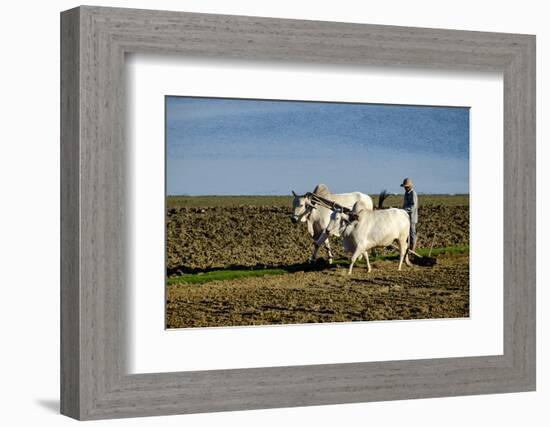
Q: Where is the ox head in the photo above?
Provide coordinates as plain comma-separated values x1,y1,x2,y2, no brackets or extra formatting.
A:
291,190,316,224
325,208,352,237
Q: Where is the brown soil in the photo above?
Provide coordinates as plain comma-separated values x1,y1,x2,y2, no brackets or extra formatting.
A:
166,253,469,328
167,200,469,273
165,195,470,328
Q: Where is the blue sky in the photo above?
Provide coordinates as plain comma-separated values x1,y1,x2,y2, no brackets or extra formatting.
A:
166,96,469,195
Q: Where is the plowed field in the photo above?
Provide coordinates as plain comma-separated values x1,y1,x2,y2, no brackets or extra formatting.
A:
166,195,469,328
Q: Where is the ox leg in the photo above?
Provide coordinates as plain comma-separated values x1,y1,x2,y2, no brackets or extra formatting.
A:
404,236,412,266
348,249,362,275
310,232,329,263
405,249,412,266
363,251,372,273
325,239,334,264
405,239,412,266
309,243,321,263
398,237,409,270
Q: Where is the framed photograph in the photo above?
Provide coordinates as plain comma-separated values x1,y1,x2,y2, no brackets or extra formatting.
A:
61,6,535,420
164,95,471,329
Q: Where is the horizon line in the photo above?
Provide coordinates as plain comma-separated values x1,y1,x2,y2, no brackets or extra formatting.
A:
167,193,471,197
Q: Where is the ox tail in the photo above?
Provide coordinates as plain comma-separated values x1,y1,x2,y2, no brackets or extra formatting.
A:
377,189,390,209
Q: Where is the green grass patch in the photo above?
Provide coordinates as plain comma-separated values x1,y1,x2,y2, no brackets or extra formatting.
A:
417,245,469,257
167,268,288,285
167,245,469,285
331,245,469,265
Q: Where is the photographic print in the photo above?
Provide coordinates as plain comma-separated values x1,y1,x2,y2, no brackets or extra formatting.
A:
165,96,470,329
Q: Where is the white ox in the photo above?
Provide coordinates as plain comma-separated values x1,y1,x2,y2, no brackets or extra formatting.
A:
291,184,373,264
317,200,411,275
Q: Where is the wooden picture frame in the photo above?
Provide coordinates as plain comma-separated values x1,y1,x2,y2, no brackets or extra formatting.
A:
60,5,536,420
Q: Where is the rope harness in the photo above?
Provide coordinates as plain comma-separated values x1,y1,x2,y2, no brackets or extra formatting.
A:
305,192,359,220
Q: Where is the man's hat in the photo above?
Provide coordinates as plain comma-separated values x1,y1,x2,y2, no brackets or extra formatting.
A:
400,178,413,187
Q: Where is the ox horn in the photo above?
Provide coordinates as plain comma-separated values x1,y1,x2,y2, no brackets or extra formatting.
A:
292,190,297,197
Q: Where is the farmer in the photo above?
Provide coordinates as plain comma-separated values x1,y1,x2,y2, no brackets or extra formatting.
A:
400,177,418,251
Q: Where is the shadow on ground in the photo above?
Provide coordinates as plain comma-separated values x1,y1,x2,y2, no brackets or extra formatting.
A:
168,259,335,277
35,399,59,413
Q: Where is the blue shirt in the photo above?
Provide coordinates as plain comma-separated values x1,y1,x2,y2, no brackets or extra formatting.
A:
402,188,418,223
